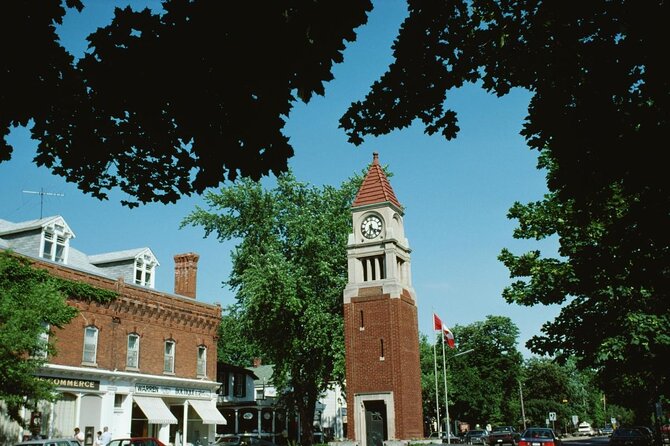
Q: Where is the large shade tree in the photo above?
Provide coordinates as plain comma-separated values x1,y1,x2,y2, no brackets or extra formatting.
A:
1,0,372,206
182,171,361,445
340,0,669,420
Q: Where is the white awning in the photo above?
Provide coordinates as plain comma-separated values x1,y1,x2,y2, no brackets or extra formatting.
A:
188,400,227,425
134,396,178,424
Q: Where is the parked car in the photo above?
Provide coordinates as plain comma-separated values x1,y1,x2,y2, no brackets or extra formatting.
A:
609,427,654,446
210,436,242,446
576,422,595,437
108,438,167,446
518,428,561,446
488,426,521,446
598,426,614,436
428,431,462,444
464,430,489,445
15,439,80,446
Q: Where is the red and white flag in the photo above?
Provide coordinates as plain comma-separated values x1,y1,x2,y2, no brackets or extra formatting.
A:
433,313,443,331
443,326,456,349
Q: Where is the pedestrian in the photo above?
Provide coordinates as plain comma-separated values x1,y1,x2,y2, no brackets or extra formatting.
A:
95,431,103,446
101,427,112,446
74,427,85,445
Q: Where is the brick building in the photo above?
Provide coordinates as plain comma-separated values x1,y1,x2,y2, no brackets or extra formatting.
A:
343,153,423,446
0,216,224,446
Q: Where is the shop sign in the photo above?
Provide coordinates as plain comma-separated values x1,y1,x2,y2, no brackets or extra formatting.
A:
135,383,210,398
39,376,100,390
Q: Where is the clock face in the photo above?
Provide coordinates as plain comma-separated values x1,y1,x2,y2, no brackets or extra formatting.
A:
361,215,383,239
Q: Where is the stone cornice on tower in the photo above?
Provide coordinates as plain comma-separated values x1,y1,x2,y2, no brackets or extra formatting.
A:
352,152,403,211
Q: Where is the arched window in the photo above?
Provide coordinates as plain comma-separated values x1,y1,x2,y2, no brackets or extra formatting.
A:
82,326,98,364
164,340,175,373
127,333,140,369
197,345,207,377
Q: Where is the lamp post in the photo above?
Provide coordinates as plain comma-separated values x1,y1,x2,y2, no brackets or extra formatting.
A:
444,348,474,444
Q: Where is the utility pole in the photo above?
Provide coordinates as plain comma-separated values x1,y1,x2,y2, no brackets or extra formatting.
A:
22,188,64,219
519,380,527,430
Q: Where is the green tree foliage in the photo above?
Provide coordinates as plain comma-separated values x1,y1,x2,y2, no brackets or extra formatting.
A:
520,358,571,429
217,307,264,367
1,0,371,206
450,316,523,427
0,251,78,424
182,171,360,445
340,0,669,421
420,316,523,430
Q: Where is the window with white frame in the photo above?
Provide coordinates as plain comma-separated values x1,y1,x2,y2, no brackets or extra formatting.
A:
127,333,140,369
164,340,175,373
32,322,50,358
41,223,72,263
134,253,156,287
196,345,207,377
82,326,98,364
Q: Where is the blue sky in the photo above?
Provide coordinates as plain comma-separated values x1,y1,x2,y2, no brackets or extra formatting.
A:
1,0,560,357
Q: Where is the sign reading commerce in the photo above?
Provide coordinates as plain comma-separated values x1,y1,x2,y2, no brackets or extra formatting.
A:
39,377,100,390
135,384,210,398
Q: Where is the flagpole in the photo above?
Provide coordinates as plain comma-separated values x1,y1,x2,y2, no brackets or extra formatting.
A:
441,328,451,443
433,327,441,435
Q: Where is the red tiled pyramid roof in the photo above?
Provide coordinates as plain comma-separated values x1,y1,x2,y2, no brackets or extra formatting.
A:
352,152,402,210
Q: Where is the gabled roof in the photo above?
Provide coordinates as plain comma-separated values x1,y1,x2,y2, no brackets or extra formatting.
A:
352,152,402,210
218,361,259,380
89,247,159,266
0,216,75,238
248,364,275,386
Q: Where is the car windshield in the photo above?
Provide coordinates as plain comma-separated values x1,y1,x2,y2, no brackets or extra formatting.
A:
469,431,486,436
523,430,552,438
615,429,643,437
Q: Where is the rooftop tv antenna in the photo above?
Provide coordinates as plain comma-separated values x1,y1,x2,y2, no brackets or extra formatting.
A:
22,188,64,219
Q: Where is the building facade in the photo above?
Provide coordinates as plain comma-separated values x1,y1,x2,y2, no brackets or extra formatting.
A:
0,216,224,446
343,153,424,446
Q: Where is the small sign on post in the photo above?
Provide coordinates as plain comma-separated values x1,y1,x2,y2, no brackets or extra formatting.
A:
549,412,557,421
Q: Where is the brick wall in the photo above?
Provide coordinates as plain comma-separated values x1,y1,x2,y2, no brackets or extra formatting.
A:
35,259,221,380
344,288,424,440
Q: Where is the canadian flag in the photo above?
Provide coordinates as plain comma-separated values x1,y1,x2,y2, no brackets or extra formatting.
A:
433,313,443,331
443,327,456,349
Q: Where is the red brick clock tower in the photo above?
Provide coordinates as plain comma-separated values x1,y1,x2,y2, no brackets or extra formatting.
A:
343,153,423,446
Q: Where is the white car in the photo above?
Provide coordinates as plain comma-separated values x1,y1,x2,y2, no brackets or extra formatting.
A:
577,422,595,436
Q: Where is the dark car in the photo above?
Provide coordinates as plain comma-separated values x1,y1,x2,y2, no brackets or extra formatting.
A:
464,430,489,445
108,438,167,446
598,426,614,436
210,436,242,446
609,427,654,446
428,432,462,444
518,428,561,446
488,426,521,446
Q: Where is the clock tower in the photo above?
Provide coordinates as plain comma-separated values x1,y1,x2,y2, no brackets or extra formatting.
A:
343,153,423,446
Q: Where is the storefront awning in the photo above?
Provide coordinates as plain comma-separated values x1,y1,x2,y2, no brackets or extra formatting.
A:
189,400,227,425
134,396,178,424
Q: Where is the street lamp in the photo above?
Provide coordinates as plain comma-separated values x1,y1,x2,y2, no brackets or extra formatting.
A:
444,348,474,444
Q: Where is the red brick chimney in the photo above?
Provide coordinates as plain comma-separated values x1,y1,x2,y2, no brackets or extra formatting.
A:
174,253,199,298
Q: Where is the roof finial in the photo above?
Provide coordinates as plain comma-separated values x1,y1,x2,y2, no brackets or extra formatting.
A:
372,152,379,165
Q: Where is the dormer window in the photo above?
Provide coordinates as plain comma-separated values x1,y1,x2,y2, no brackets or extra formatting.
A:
134,253,156,287
41,222,72,263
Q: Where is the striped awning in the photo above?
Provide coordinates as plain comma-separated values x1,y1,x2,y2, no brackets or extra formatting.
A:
189,400,227,425
134,396,178,424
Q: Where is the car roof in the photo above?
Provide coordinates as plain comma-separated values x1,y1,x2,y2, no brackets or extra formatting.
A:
16,440,78,446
